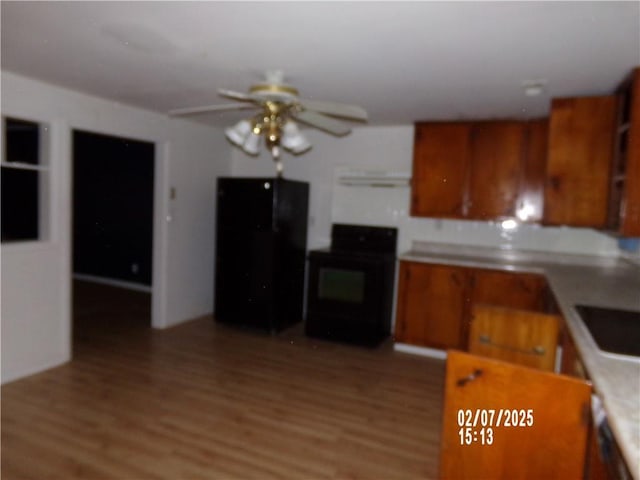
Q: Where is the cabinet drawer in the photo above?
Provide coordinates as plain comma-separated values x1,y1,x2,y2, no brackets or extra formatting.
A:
468,304,560,371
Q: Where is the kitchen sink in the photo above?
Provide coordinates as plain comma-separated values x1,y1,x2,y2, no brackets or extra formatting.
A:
574,305,640,359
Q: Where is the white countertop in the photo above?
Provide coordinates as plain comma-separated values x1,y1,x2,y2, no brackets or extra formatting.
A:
400,241,640,479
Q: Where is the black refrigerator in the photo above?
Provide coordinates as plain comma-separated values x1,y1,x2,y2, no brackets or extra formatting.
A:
214,177,309,333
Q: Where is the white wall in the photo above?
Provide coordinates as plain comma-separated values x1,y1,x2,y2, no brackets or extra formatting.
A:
231,126,415,248
164,124,230,325
1,71,230,383
230,125,622,257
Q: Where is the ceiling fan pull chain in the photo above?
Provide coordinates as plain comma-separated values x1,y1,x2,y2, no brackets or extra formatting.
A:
274,158,284,178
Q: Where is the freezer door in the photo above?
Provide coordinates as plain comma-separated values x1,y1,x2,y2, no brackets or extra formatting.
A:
216,177,275,231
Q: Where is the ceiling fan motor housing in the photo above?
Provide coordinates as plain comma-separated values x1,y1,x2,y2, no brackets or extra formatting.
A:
249,83,299,101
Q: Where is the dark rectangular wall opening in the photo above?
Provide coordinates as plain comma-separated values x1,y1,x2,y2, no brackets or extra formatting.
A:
1,117,41,242
72,130,154,286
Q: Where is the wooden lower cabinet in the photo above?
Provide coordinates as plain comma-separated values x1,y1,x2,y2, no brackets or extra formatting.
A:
397,261,633,479
472,268,549,311
394,261,553,351
394,262,470,349
440,350,592,479
560,324,587,378
468,304,560,371
560,326,632,480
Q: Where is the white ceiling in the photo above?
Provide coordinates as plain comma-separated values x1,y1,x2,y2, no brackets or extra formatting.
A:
2,1,639,128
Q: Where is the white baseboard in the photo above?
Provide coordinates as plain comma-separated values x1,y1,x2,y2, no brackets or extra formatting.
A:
1,354,69,385
393,343,448,360
73,273,152,293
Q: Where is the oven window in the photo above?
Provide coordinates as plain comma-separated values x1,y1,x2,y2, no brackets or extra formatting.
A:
318,268,365,303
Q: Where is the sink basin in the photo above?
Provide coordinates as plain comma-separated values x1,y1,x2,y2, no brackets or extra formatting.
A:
574,305,640,359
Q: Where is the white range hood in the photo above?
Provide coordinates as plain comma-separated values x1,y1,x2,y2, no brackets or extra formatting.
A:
335,166,411,188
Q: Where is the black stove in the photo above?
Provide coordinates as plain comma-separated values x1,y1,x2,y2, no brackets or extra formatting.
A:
305,224,398,347
329,223,397,254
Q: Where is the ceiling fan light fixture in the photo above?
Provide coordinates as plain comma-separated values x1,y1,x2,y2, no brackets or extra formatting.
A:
265,121,282,149
281,121,311,154
171,70,367,172
224,119,252,146
242,130,262,156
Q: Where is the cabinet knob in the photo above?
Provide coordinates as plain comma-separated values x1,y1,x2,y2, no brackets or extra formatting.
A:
456,369,483,387
548,176,562,191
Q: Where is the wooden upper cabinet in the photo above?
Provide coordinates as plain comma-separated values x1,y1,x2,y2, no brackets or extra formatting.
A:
467,122,525,219
411,120,546,222
544,96,618,227
411,122,471,218
611,67,640,236
622,68,640,235
518,119,548,223
394,261,470,350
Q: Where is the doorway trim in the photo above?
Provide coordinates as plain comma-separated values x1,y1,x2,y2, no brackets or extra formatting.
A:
69,130,169,332
151,141,169,329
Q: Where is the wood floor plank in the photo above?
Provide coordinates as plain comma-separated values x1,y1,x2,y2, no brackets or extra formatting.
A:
2,281,445,479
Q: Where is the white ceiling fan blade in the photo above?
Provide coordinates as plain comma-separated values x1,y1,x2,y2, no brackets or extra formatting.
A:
298,98,368,121
292,110,351,136
168,103,257,116
218,88,263,102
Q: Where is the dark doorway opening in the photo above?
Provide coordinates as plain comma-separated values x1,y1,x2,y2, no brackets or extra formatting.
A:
72,130,154,348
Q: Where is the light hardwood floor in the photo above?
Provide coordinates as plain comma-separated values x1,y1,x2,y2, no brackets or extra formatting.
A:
1,282,445,479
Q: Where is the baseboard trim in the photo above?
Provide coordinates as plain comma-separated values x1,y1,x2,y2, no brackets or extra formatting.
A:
73,273,152,293
1,354,70,385
393,343,448,360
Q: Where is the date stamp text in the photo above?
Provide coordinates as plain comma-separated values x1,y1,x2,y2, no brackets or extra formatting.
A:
457,409,534,445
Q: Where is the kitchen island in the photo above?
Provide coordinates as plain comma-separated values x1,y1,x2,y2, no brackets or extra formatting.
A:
398,241,640,479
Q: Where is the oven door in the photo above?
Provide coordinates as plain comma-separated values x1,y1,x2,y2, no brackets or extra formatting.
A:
306,251,389,345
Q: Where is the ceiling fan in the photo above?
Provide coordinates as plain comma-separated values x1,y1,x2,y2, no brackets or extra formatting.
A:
168,70,368,174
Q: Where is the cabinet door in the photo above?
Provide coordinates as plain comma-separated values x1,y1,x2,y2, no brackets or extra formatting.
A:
394,262,470,349
544,96,617,227
621,68,640,235
517,119,548,223
560,326,588,378
468,305,560,371
440,351,591,480
411,122,471,218
472,269,548,312
467,121,525,219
